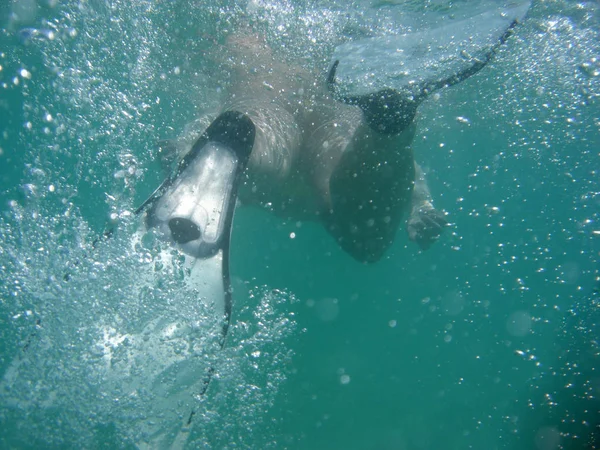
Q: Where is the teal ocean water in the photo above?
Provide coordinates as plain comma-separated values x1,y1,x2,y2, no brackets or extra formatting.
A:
1,0,599,449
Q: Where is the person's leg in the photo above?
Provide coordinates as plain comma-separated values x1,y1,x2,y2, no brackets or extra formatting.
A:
211,29,312,207
302,98,417,263
222,96,302,198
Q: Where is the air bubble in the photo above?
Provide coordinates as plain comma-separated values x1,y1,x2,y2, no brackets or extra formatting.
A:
506,311,532,337
442,291,465,316
315,297,339,322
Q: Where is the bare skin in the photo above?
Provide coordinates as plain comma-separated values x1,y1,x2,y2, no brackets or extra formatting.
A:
176,29,447,263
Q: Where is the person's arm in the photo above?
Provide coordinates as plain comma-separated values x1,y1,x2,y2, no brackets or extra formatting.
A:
407,162,448,250
411,162,434,210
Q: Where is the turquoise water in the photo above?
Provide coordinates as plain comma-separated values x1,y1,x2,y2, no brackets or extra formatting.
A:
1,0,599,449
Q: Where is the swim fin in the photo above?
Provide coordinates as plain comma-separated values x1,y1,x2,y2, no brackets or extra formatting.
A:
328,0,531,134
134,110,254,447
141,110,254,334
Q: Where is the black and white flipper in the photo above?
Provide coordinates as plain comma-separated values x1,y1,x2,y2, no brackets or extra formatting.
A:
132,110,254,448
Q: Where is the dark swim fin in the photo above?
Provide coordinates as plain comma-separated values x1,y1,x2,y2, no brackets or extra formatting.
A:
327,1,531,134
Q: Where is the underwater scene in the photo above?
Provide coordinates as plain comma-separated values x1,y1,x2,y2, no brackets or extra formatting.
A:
0,0,599,448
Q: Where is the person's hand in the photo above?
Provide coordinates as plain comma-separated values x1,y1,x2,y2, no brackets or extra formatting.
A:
407,205,448,250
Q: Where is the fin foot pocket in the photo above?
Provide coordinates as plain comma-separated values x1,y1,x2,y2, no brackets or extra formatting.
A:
141,110,255,259
169,218,201,244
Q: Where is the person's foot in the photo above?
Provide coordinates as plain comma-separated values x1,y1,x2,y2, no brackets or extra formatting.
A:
327,60,420,135
354,87,420,135
407,204,448,250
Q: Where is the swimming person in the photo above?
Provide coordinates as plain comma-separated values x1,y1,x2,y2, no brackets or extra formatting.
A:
153,30,444,265
157,30,471,264
147,0,531,265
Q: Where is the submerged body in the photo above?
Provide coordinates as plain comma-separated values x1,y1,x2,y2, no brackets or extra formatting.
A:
165,30,446,263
